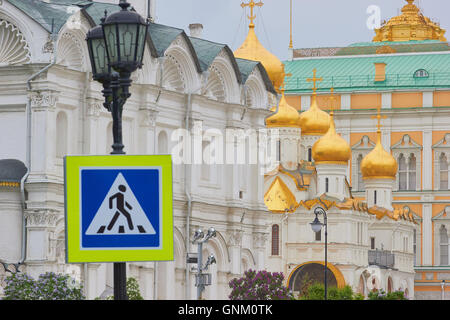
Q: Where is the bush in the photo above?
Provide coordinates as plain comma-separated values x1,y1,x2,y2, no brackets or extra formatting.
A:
126,277,143,300
368,289,406,300
300,283,360,300
229,269,294,300
3,272,84,300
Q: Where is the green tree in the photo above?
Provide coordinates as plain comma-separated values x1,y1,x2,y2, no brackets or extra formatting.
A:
300,283,361,300
126,277,143,300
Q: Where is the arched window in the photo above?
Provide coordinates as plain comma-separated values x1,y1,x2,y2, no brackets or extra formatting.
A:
158,131,168,154
277,140,281,162
414,69,429,78
440,225,448,266
374,190,377,205
308,148,312,162
56,112,68,158
325,178,329,193
398,154,407,190
408,154,416,190
357,154,364,191
271,224,279,256
387,277,393,293
440,153,448,190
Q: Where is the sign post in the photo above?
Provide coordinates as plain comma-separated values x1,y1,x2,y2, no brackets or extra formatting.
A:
64,155,173,298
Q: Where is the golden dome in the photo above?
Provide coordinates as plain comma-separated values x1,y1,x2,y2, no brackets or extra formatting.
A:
299,93,330,136
361,131,398,180
312,111,351,165
266,89,301,128
234,25,285,92
373,0,446,42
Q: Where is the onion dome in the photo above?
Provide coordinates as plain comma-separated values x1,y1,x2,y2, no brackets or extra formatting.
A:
234,25,285,92
299,93,330,136
361,131,398,180
373,0,446,42
312,111,351,164
266,88,301,128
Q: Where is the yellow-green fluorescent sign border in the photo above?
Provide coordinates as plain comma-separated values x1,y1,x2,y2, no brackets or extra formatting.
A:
64,155,173,263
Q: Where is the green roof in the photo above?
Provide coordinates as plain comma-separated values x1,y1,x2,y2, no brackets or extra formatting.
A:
284,53,450,93
8,0,275,93
336,41,450,56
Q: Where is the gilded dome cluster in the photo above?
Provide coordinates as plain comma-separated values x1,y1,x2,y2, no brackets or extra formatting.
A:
266,88,301,128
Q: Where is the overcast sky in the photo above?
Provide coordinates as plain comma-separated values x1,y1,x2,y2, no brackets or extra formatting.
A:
155,0,450,61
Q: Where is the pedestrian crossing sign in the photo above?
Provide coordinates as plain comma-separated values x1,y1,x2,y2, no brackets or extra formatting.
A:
64,155,173,263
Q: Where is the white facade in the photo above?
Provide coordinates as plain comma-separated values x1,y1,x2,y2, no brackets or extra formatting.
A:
0,0,277,300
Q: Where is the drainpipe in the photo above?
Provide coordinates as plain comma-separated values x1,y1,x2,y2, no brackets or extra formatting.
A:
184,73,209,299
20,32,58,265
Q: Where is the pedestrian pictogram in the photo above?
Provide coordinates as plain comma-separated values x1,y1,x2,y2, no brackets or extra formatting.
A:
64,155,173,264
85,173,156,236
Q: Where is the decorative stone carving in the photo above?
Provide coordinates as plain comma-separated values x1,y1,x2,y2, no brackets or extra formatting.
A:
0,19,31,65
162,54,185,92
29,91,58,110
139,108,158,127
25,209,59,227
205,65,226,102
87,101,103,117
227,230,243,247
252,232,268,249
57,32,84,71
42,35,54,54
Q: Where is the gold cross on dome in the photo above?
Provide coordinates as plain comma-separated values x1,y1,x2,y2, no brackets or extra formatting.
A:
328,88,338,113
279,69,292,92
307,69,323,94
371,106,387,131
241,0,264,27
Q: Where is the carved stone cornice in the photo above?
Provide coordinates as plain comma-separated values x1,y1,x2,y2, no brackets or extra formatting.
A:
25,209,59,227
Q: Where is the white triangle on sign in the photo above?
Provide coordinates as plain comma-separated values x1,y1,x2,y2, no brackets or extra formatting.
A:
85,172,156,235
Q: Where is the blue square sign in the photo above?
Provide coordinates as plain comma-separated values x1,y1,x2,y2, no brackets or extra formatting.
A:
81,168,161,250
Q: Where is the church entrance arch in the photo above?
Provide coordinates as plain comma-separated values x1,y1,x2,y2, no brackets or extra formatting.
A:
287,261,346,294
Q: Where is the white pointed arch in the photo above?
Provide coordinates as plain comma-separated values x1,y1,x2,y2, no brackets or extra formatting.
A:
163,35,201,93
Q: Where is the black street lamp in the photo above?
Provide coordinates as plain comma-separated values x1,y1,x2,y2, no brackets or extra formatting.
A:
310,206,328,300
85,0,148,300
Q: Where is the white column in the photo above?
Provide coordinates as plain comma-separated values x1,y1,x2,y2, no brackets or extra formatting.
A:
423,91,433,108
422,204,433,265
381,92,392,109
341,94,351,110
423,130,433,190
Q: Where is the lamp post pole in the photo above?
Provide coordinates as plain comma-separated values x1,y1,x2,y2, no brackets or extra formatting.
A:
192,228,217,300
310,206,328,300
86,0,148,300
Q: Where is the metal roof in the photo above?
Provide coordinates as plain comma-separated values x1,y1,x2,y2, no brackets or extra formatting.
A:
284,52,450,93
0,159,27,183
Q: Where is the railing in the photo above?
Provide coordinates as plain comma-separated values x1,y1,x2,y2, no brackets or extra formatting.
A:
285,72,450,91
368,250,395,268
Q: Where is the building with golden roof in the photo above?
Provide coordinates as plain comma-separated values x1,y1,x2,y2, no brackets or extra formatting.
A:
279,0,450,300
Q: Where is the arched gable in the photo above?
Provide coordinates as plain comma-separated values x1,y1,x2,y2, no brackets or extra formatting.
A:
0,12,32,66
205,48,241,104
245,67,269,109
163,34,201,93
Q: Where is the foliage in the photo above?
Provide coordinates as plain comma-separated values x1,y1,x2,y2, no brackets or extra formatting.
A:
3,272,85,300
297,272,315,298
229,269,294,300
299,283,361,300
95,277,143,300
126,277,143,300
368,289,407,300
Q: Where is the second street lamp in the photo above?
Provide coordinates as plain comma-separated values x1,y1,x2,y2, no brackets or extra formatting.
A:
85,0,148,301
310,206,328,300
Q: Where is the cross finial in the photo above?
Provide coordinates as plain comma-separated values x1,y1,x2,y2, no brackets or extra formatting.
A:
328,88,338,114
307,68,323,94
241,0,264,28
371,105,387,132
